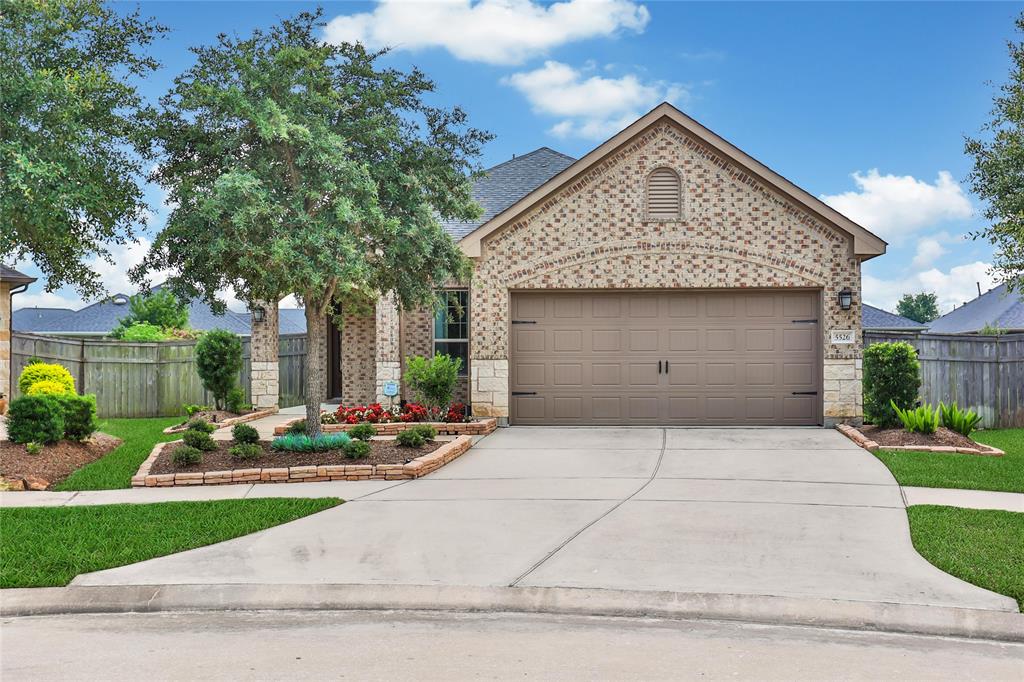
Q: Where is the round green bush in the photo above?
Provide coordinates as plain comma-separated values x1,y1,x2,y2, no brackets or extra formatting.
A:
7,395,65,444
395,429,426,447
172,445,203,466
25,379,73,397
286,419,307,435
182,429,217,451
863,342,921,427
348,423,377,441
186,418,216,434
17,362,75,396
343,439,371,459
231,423,260,444
229,443,262,460
60,394,99,442
410,424,437,440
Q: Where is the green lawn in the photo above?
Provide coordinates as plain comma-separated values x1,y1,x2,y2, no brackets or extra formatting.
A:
0,498,340,588
872,428,1024,493
907,505,1023,610
56,417,183,491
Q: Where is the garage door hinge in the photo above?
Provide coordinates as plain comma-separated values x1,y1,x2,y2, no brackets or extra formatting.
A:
791,319,819,324
511,320,537,324
791,391,818,395
512,391,537,396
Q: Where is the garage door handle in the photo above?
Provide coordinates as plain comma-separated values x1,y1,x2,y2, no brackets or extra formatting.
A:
791,391,818,395
658,360,663,374
512,391,537,396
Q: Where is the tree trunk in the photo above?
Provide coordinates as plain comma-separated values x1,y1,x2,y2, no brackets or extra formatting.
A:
304,304,328,438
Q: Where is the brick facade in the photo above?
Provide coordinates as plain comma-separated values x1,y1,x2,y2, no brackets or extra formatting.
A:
345,119,866,425
249,301,279,410
341,309,376,405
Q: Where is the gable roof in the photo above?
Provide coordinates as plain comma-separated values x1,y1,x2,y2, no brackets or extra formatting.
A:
862,304,929,331
1,264,36,285
11,307,75,332
441,147,576,240
459,102,887,259
928,283,1024,333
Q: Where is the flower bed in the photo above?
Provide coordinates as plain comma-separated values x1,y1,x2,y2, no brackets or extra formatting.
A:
273,417,496,437
162,406,278,434
836,423,1005,456
132,435,474,487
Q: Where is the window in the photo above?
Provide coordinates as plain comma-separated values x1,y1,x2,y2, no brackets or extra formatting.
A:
434,289,469,376
647,167,681,219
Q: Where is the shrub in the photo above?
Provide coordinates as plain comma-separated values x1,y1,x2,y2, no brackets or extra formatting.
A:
225,386,248,414
286,419,307,434
186,418,216,434
229,443,262,460
410,424,437,440
348,423,377,441
863,342,921,427
60,394,98,442
111,289,189,337
182,403,208,418
195,329,243,409
396,429,426,447
172,446,203,466
343,439,371,459
116,322,170,342
404,354,461,419
17,362,75,396
270,432,350,453
231,423,260,444
892,401,939,434
939,402,983,437
25,379,73,397
7,395,64,444
25,442,42,455
182,429,217,451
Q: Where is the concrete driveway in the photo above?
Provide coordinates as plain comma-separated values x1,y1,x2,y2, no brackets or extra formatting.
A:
74,427,1015,611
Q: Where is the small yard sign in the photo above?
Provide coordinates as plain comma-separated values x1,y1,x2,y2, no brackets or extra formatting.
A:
830,330,855,344
382,380,399,397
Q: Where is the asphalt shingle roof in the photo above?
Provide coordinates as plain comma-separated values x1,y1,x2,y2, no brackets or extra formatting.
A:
862,304,929,331
11,308,75,332
928,283,1024,333
0,264,36,284
440,147,577,240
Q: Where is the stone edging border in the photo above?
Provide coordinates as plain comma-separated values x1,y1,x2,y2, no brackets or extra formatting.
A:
836,423,1005,456
131,435,473,487
273,416,497,437
162,407,280,434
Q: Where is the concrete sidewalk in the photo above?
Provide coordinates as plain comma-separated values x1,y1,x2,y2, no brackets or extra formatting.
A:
64,426,1017,613
902,486,1024,512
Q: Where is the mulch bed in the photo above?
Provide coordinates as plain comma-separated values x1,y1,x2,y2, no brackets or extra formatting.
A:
151,438,444,475
0,434,122,490
859,425,980,449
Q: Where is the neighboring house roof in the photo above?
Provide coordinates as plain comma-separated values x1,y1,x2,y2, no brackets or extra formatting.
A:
1,264,36,285
441,147,577,241
928,283,1024,333
11,307,75,332
862,304,929,331
458,102,888,259
278,308,307,334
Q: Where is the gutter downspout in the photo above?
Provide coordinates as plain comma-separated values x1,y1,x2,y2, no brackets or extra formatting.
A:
8,282,31,401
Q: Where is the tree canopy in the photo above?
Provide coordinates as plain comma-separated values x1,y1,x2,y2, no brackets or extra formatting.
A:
0,0,164,298
136,10,490,433
966,13,1024,292
896,292,940,324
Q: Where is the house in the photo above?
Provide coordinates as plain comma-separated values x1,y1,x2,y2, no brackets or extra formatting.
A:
246,103,887,424
862,304,929,332
11,307,74,333
2,265,37,399
928,283,1024,334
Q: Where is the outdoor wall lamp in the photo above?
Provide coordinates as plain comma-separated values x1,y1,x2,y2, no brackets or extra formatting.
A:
837,287,853,311
252,305,266,323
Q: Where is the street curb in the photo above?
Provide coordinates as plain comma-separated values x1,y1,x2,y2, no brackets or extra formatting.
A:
2,584,1021,642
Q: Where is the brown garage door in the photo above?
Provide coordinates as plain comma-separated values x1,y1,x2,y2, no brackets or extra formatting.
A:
509,290,821,426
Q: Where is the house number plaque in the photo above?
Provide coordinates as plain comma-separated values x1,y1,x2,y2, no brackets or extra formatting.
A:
830,330,855,344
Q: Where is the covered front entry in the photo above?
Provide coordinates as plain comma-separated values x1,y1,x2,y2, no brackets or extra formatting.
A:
509,290,822,426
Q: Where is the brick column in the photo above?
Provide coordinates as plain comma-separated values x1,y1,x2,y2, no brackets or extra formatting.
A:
249,300,279,411
375,293,401,408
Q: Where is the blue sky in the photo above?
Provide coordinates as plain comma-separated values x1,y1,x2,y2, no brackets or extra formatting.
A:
14,1,1022,314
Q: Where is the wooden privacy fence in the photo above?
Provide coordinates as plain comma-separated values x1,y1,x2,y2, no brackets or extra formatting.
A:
864,331,1024,428
10,332,307,418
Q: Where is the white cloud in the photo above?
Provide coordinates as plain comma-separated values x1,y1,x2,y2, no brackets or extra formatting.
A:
910,237,948,269
10,290,80,311
819,170,972,243
323,0,650,65
863,260,997,314
504,61,686,139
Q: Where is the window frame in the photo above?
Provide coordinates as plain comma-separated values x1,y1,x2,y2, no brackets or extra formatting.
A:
433,288,469,377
